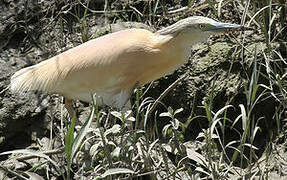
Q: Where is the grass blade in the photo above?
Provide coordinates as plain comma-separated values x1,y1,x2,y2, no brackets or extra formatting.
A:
71,106,95,160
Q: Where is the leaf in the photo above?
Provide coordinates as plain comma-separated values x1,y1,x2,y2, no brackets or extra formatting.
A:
104,124,121,137
251,85,259,103
188,0,194,7
167,106,174,114
162,124,172,137
196,132,205,139
124,110,135,122
148,139,159,154
162,144,178,154
195,167,210,176
99,168,134,178
239,104,247,130
212,105,233,122
126,116,135,122
111,111,122,120
210,118,222,137
232,114,242,129
71,106,94,161
186,148,207,167
159,112,171,118
252,126,261,140
173,119,179,129
111,110,135,122
0,149,60,173
65,113,76,165
184,116,201,131
204,101,212,122
210,104,232,138
26,172,44,180
111,147,121,158
174,108,183,115
123,110,133,118
243,143,259,150
225,140,240,149
90,143,102,157
153,0,160,14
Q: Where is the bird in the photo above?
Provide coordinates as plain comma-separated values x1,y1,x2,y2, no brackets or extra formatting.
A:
10,16,250,118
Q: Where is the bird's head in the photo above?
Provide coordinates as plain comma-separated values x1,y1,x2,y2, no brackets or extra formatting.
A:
157,16,252,45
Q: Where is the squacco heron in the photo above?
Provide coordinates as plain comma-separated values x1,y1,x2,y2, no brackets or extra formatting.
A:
10,16,249,117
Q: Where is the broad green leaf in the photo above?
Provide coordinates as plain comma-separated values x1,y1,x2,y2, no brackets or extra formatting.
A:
65,113,76,165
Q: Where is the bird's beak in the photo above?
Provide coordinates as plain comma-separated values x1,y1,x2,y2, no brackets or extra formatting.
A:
212,22,254,33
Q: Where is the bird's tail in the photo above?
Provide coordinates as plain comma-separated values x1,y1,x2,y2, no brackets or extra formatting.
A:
10,61,58,94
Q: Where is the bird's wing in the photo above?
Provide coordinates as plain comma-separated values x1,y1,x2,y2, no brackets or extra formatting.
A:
54,29,162,93
10,28,170,105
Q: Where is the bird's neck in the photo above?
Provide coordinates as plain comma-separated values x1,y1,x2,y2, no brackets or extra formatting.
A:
157,33,193,64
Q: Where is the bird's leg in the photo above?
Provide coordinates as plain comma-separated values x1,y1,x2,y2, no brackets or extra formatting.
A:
64,98,76,121
133,81,140,92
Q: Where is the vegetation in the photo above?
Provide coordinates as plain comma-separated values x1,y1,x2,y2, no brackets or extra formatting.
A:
0,0,286,179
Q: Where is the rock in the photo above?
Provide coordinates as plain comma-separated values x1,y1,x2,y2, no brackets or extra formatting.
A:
90,21,155,38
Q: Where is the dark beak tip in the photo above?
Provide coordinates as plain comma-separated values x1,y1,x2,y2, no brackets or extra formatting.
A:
239,26,255,31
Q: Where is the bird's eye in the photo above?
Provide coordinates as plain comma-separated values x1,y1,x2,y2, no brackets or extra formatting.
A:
199,24,206,30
